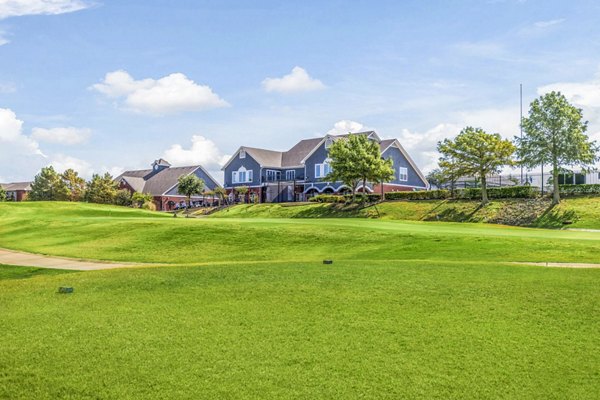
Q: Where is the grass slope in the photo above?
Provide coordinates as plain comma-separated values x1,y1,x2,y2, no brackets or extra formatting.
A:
1,202,600,264
0,202,599,398
211,196,600,229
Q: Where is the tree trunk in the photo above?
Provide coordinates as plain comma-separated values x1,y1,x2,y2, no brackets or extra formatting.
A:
552,166,560,205
362,178,367,203
481,175,488,204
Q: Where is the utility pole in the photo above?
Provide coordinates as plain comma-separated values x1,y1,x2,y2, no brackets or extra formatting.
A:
520,83,524,185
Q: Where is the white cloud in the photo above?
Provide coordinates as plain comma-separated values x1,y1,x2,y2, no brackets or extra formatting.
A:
0,30,9,45
0,108,44,156
326,120,370,136
533,19,565,29
162,135,230,170
0,0,92,19
91,70,229,115
0,81,16,92
49,154,93,177
262,66,326,93
31,126,91,145
538,70,600,141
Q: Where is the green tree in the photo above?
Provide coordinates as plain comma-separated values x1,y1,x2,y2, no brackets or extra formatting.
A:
0,186,6,202
84,173,118,204
213,187,226,206
326,134,394,202
61,169,86,202
236,185,249,203
177,174,204,215
114,189,133,207
517,91,599,205
29,166,70,201
132,192,153,208
438,127,515,204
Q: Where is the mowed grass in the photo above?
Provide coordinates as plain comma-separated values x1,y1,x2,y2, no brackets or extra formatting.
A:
1,261,599,399
0,202,599,398
1,202,600,264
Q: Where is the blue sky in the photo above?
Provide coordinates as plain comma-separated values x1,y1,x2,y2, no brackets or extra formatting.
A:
2,0,600,182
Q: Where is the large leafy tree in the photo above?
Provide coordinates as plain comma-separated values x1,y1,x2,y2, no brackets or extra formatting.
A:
61,169,86,202
29,166,70,201
437,127,515,204
84,173,118,204
326,134,394,202
177,174,204,214
517,91,599,205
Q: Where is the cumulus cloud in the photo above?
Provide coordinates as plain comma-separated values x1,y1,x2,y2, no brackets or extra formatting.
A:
49,154,93,177
538,71,600,141
0,108,44,156
91,70,229,115
262,66,325,93
32,126,91,145
0,0,92,19
162,135,230,170
326,120,371,136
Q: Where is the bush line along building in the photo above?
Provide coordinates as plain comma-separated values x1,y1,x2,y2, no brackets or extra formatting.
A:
221,131,428,203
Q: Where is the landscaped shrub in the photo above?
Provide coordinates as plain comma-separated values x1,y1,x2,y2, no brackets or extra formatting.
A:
455,186,539,199
345,194,381,203
385,190,450,201
559,184,600,196
309,194,346,203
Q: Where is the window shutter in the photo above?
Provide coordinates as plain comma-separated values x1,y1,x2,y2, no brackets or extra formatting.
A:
248,170,253,182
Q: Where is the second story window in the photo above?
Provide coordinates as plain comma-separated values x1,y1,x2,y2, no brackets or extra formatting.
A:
266,170,280,182
286,170,295,180
239,149,246,159
232,168,252,184
399,167,408,182
315,162,332,178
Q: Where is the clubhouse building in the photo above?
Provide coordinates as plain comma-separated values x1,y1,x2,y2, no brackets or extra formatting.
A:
222,131,428,203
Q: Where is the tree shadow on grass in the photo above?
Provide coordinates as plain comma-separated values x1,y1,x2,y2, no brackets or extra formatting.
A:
534,204,579,229
422,201,484,222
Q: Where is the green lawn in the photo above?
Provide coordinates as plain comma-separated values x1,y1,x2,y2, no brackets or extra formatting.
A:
0,202,599,399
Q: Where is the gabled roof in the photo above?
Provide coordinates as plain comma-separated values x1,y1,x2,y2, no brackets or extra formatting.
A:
281,138,323,167
115,161,221,196
0,182,32,191
243,147,283,168
380,139,429,187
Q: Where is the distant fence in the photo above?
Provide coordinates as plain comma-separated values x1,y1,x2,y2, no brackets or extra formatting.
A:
443,171,600,193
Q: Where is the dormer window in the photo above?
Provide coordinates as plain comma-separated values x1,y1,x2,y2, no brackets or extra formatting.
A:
239,149,246,159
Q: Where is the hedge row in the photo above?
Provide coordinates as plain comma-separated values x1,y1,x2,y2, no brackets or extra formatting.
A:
385,190,450,200
385,186,539,201
309,194,382,203
559,184,600,196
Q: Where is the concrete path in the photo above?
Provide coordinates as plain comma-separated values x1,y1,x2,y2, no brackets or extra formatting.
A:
0,248,144,271
512,261,600,269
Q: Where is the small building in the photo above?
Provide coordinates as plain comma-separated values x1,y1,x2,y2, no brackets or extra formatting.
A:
221,131,428,202
115,159,221,211
0,182,32,201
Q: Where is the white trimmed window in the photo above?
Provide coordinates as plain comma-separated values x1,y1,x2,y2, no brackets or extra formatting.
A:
266,170,280,182
399,167,408,182
286,170,295,180
325,137,334,149
232,167,252,183
239,149,246,159
315,162,332,178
